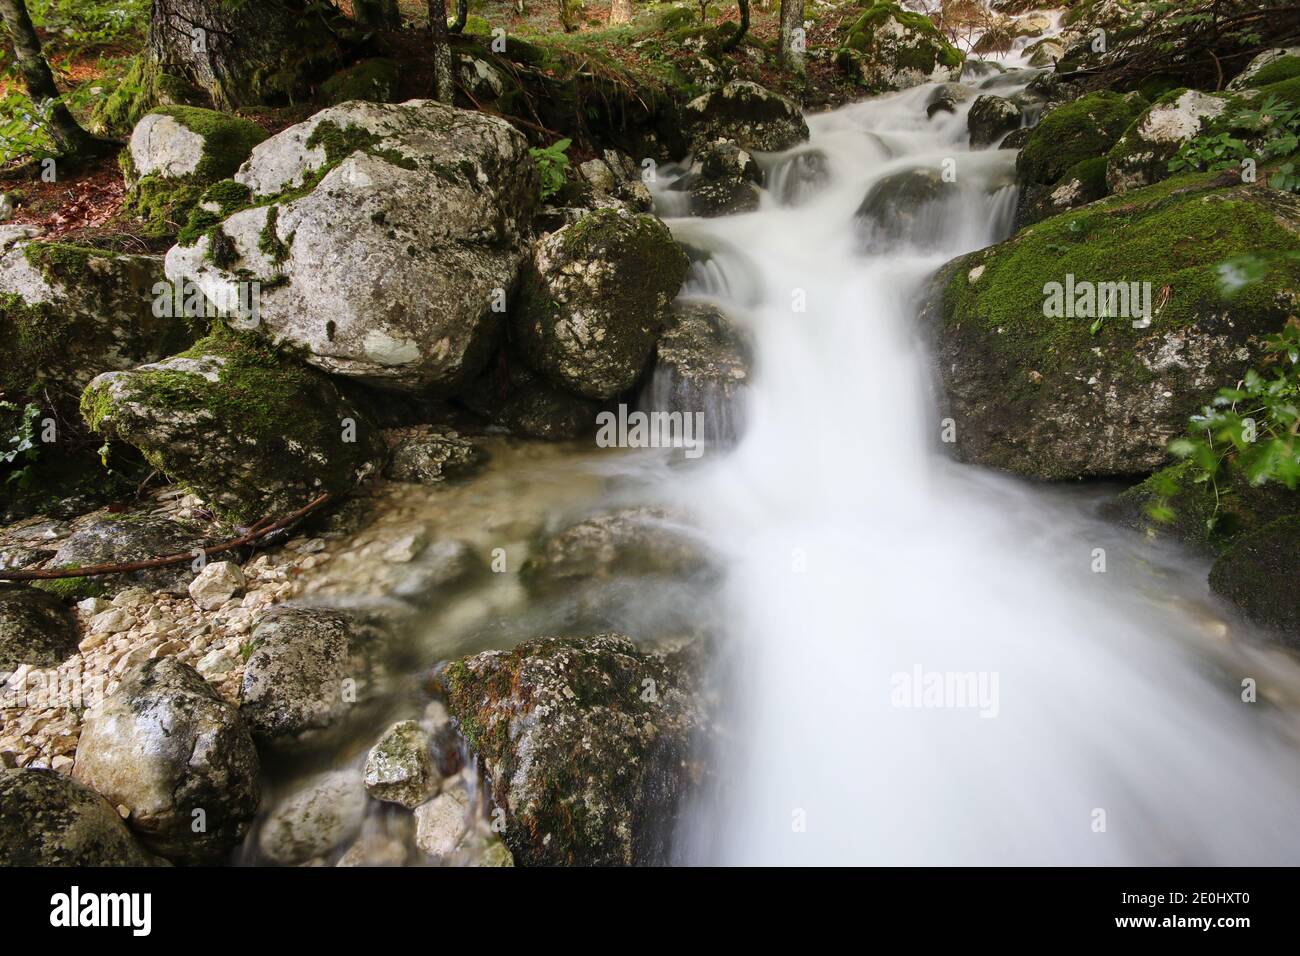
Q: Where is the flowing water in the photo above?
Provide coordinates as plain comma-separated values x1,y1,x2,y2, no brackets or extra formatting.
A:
649,72,1300,865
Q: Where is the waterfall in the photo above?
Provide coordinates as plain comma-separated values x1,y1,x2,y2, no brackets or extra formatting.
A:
653,76,1300,865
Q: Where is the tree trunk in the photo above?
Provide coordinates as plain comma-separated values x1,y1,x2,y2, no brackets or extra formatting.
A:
609,0,633,25
0,0,107,159
427,0,454,105
149,0,340,110
354,0,402,29
449,0,468,34
778,0,804,72
720,0,749,52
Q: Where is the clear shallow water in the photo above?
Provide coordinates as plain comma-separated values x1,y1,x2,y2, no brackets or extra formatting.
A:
650,79,1300,865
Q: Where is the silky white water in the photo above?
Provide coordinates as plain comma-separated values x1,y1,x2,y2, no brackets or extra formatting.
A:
655,77,1300,865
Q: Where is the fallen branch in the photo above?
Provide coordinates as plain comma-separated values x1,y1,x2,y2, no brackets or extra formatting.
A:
0,492,333,582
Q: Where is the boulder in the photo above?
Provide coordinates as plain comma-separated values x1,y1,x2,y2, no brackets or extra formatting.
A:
855,166,950,251
165,100,538,393
968,95,1022,148
1209,515,1300,639
188,560,245,610
0,584,78,670
523,507,710,593
682,81,809,153
319,59,402,105
513,208,688,400
1227,49,1300,92
385,430,485,484
1026,38,1064,68
257,768,367,865
238,605,391,749
927,82,972,117
459,362,602,440
364,719,438,808
81,331,383,523
0,768,159,866
768,148,831,207
834,1,965,93
44,514,204,598
0,242,189,410
644,300,751,444
1105,89,1229,195
917,182,1300,479
673,139,762,218
437,633,708,865
123,107,268,229
72,658,260,864
1015,91,1148,226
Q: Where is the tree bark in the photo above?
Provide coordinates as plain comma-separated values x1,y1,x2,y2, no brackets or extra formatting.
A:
427,0,454,104
354,0,402,29
150,0,340,110
720,0,749,52
0,0,107,159
609,0,633,25
778,0,804,72
449,0,468,34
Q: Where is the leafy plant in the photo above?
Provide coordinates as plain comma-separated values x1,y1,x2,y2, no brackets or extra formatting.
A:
529,137,572,201
0,401,43,488
1169,94,1300,184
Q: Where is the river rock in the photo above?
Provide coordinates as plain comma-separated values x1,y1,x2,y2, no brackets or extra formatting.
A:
188,560,245,610
918,182,1300,479
523,507,710,593
682,81,809,153
165,100,538,392
968,95,1021,148
671,140,762,218
413,783,470,858
238,605,391,749
1015,91,1148,227
72,658,260,864
927,82,972,117
385,430,485,485
364,720,438,807
437,632,708,866
513,207,689,400
0,768,160,866
82,331,383,523
459,362,602,440
855,166,950,251
0,584,78,670
1209,516,1300,639
644,300,751,444
257,768,367,865
834,2,965,93
45,514,203,598
1105,89,1229,195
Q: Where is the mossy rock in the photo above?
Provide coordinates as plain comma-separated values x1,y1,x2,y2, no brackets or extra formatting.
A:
437,633,708,866
92,54,204,137
123,106,269,235
80,328,383,522
918,178,1300,479
1105,89,1229,196
1209,515,1300,639
834,1,964,93
319,58,402,105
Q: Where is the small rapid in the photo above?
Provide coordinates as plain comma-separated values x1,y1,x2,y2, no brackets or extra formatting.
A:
652,74,1300,865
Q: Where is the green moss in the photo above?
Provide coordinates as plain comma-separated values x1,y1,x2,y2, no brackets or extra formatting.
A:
837,1,963,84
33,574,107,602
305,119,415,170
1019,91,1148,187
1248,54,1300,89
258,205,291,265
1066,155,1109,197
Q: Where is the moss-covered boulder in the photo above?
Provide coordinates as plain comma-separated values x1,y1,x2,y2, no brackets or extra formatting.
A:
0,241,191,410
42,514,206,600
1227,49,1300,92
72,658,261,865
0,768,161,866
1015,90,1148,226
123,107,268,233
1105,89,1229,195
436,633,708,866
1209,515,1300,639
513,208,689,401
918,179,1300,479
669,140,762,218
80,330,383,522
0,584,78,670
681,81,809,153
165,100,538,393
319,58,402,105
834,1,964,94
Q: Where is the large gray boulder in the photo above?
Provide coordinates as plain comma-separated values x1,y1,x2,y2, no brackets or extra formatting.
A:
257,768,367,865
0,584,78,670
645,300,751,444
165,100,539,393
682,81,809,153
45,514,204,597
967,94,1021,148
437,633,708,866
513,208,688,400
1105,89,1229,195
73,658,260,864
0,768,160,866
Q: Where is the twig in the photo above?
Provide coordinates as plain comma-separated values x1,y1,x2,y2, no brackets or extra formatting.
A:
0,493,333,582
